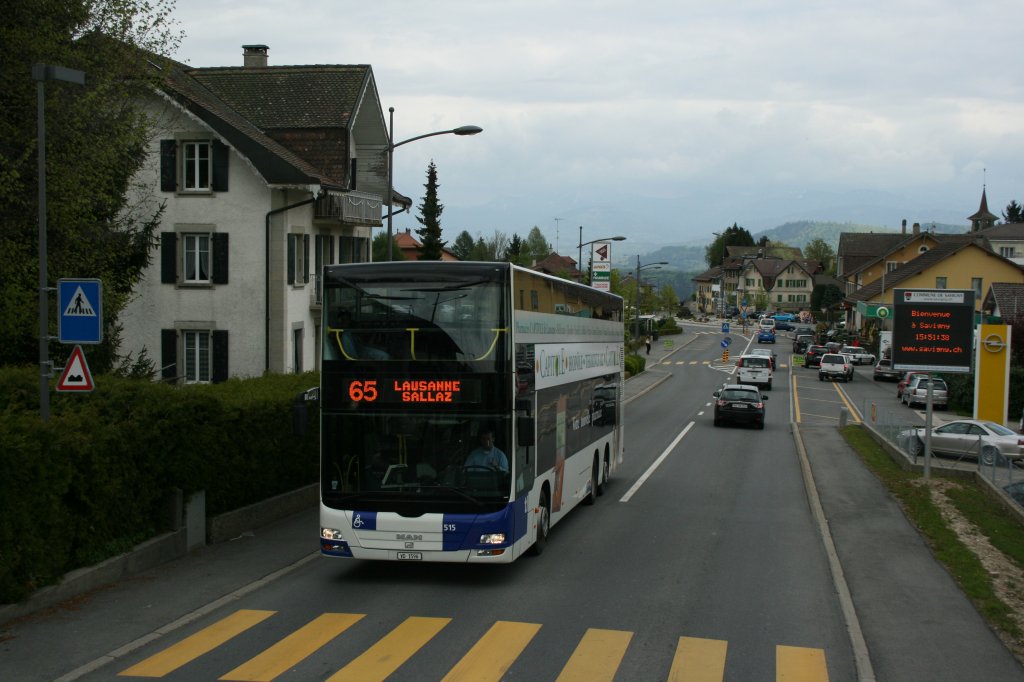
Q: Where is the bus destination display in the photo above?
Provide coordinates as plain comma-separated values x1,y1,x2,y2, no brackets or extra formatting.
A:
338,377,484,407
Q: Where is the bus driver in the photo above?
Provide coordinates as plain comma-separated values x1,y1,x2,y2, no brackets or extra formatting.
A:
464,430,509,473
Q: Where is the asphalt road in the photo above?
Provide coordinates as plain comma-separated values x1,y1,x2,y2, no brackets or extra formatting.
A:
4,322,1024,680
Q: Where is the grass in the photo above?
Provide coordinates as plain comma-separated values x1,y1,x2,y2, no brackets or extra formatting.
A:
840,424,1024,641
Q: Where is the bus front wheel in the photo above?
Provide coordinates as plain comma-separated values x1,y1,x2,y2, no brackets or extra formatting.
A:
530,490,550,556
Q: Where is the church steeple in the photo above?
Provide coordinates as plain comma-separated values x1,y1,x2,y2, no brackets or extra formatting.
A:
968,185,998,232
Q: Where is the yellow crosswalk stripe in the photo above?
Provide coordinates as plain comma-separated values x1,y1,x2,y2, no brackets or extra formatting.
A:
220,613,365,681
326,616,451,681
119,609,274,678
555,628,633,682
776,644,829,681
667,636,728,682
441,620,541,682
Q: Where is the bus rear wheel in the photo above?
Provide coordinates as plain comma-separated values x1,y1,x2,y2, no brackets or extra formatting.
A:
529,490,550,556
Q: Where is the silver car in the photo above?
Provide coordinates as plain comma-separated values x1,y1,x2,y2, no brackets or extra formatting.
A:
900,376,948,409
901,419,1024,465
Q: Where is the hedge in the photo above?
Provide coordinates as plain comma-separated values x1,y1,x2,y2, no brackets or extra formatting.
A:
0,367,319,604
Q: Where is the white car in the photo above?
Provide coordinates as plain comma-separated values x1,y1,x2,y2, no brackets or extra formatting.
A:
736,354,773,390
841,345,876,365
900,419,1024,465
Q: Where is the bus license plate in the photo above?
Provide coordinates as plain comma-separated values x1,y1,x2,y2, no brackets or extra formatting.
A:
397,551,422,560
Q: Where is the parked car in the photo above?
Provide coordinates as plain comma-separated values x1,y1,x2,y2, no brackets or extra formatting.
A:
899,419,1024,465
872,358,900,381
793,334,813,353
748,347,777,370
713,384,769,429
819,353,853,382
774,320,795,332
736,354,773,390
771,312,796,322
901,376,948,409
804,345,828,368
841,345,876,365
757,329,776,344
896,371,929,400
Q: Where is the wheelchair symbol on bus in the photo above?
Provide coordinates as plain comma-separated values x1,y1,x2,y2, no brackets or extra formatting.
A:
352,514,364,528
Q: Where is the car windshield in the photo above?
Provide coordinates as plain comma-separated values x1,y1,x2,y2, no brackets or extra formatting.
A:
744,357,770,367
915,379,947,390
721,389,759,401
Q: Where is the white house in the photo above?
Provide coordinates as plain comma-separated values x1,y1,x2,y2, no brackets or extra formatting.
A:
121,45,394,382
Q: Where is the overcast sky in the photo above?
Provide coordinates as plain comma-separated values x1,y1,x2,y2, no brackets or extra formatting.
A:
168,0,1023,252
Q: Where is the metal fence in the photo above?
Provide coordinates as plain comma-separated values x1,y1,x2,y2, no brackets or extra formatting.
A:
857,398,1022,490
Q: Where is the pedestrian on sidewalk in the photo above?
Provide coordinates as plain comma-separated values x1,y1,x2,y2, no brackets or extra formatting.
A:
645,335,652,355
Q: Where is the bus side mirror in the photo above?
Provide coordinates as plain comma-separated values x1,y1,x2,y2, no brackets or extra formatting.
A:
517,416,535,447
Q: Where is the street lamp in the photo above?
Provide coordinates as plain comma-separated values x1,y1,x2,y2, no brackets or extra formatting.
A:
34,63,85,422
386,107,482,261
577,228,625,283
634,257,668,339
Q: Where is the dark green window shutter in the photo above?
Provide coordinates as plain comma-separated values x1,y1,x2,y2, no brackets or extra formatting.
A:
211,140,229,192
212,330,229,383
161,329,177,380
287,234,295,284
303,234,310,283
212,233,229,284
161,232,177,283
160,140,177,192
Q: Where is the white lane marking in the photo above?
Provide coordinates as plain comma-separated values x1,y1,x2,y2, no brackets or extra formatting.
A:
619,421,695,503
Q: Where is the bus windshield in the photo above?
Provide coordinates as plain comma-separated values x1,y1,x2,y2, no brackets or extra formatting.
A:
320,263,513,514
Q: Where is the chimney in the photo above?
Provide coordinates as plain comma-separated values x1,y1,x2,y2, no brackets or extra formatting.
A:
901,219,907,235
912,222,920,235
242,44,269,67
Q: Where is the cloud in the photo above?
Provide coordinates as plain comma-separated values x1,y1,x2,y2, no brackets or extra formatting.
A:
169,0,1024,242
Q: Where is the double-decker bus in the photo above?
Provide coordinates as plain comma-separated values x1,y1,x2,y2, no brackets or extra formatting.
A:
317,261,624,562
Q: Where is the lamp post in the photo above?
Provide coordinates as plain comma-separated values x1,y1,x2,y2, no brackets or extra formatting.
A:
577,230,625,284
386,107,482,261
34,63,85,421
634,257,668,339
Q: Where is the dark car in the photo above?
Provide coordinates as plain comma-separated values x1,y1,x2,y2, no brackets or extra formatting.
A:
793,334,813,353
804,345,828,368
713,384,769,429
774,320,795,332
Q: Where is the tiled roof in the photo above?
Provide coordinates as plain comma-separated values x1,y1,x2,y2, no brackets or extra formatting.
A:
159,60,375,189
846,238,1015,302
843,233,979,279
532,253,580,275
978,222,1024,240
984,282,1024,320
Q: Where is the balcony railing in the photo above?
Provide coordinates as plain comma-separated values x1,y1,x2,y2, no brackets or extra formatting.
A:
310,273,323,308
315,190,382,225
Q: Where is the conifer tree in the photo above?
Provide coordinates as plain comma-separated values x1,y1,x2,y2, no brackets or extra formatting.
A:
415,161,445,260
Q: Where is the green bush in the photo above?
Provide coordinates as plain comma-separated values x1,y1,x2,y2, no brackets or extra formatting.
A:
0,367,319,604
625,354,646,375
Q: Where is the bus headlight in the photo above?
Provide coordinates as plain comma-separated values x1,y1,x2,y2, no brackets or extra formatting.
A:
479,533,506,545
321,527,344,540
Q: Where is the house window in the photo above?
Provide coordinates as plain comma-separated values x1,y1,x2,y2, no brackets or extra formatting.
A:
183,234,210,283
530,290,539,310
935,277,947,289
161,138,228,193
287,233,310,285
293,327,304,373
160,231,228,285
182,141,211,191
183,330,211,383
972,277,983,299
886,261,899,273
1000,247,1015,258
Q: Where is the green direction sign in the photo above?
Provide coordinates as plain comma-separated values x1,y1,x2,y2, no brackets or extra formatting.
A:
856,301,891,319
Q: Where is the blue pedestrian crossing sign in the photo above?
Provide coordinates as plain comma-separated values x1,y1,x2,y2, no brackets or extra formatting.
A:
58,279,102,344
721,322,730,333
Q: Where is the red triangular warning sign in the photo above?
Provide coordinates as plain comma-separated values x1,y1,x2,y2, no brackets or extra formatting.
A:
56,345,95,392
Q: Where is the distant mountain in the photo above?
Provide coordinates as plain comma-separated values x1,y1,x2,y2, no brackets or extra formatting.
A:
749,220,966,251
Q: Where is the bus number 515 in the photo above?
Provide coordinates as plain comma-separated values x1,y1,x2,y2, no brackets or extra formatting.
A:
349,380,378,402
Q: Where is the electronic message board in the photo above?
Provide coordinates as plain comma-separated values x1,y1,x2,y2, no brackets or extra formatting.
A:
891,288,974,373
